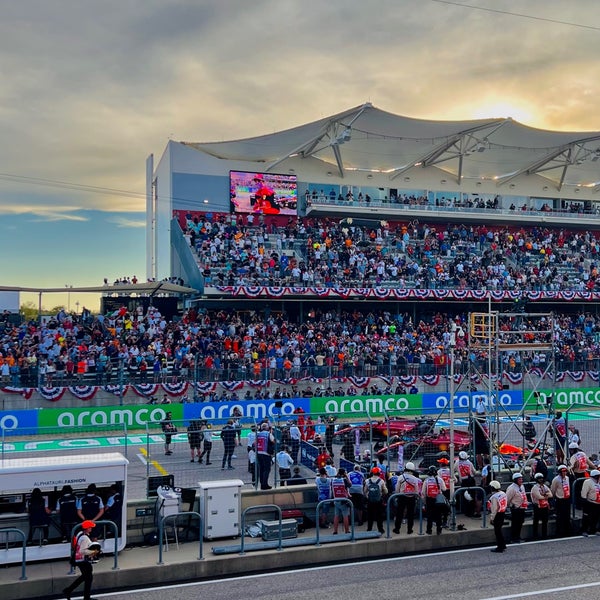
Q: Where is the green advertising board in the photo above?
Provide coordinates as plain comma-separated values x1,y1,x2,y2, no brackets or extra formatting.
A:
309,394,422,419
524,387,600,411
37,404,184,429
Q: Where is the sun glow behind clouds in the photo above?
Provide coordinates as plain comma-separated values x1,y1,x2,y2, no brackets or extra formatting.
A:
472,101,536,126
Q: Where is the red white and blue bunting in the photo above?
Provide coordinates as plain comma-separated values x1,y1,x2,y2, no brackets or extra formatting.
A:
2,370,599,401
132,384,160,397
213,286,600,302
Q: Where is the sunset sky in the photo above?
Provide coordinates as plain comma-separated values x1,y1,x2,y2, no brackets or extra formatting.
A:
1,0,599,311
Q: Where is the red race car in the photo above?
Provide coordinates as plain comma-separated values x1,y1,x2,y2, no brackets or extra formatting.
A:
375,429,472,461
335,417,435,442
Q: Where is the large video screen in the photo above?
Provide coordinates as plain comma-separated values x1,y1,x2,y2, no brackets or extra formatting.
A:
230,170,297,216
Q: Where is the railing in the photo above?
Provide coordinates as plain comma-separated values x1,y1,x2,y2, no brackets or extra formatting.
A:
314,498,356,546
451,487,488,530
0,528,27,580
385,492,423,539
239,504,283,554
306,197,600,221
8,360,600,396
157,511,203,564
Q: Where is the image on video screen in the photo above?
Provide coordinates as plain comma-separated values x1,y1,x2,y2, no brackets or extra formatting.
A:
230,170,297,216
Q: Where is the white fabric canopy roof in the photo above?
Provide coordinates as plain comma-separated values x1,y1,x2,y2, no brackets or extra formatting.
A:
184,103,600,191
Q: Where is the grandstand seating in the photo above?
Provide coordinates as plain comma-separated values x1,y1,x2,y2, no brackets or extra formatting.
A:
186,218,600,292
2,217,600,394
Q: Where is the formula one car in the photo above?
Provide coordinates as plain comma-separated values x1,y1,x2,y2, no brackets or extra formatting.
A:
334,417,437,442
374,427,472,460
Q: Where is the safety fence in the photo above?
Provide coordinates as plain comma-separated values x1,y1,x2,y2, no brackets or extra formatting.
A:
8,359,600,391
2,407,600,496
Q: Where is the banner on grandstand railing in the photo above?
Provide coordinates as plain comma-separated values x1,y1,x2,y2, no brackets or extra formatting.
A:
0,409,39,436
183,398,311,424
69,386,98,401
310,395,422,418
531,387,600,410
37,404,184,429
214,286,600,302
422,390,523,414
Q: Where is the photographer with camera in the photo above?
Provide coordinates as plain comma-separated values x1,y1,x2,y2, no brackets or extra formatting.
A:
63,520,100,600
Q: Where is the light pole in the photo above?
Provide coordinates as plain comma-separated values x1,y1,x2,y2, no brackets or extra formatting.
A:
449,322,457,530
65,284,72,312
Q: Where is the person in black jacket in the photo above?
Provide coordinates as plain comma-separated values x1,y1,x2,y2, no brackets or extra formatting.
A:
77,483,104,523
27,487,51,545
220,419,237,470
187,418,202,462
56,484,79,542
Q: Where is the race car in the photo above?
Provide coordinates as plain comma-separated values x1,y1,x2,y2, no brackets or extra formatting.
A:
334,417,436,442
375,427,472,460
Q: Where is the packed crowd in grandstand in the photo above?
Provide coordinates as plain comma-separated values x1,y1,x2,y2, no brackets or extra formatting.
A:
186,213,600,292
2,216,600,392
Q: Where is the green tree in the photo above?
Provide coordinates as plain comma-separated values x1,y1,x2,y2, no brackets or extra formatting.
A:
20,301,40,322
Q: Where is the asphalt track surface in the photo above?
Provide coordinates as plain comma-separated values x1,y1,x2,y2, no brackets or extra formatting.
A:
68,537,599,600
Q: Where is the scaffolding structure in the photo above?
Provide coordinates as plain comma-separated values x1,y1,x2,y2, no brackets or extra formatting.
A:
465,309,557,473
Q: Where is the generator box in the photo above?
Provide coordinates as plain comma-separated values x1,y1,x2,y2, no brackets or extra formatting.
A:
198,479,243,540
258,518,298,541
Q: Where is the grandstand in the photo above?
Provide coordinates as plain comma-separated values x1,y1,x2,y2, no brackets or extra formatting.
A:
3,106,600,452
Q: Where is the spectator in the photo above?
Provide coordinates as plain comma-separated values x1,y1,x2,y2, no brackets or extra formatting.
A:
220,420,237,470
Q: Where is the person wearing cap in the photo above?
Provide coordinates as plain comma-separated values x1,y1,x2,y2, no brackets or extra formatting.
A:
455,451,481,517
393,462,421,535
531,473,552,539
455,450,476,488
421,465,446,535
63,520,100,600
506,472,528,543
364,468,387,534
488,480,508,553
569,443,595,479
580,469,600,537
550,464,572,537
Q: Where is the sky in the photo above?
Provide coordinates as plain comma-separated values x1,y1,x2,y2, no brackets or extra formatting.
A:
1,0,599,312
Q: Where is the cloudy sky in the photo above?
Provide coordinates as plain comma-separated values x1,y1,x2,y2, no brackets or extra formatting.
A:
1,0,599,311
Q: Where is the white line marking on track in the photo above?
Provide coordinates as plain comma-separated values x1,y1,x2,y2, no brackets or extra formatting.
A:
136,453,147,466
93,538,582,597
481,580,600,599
